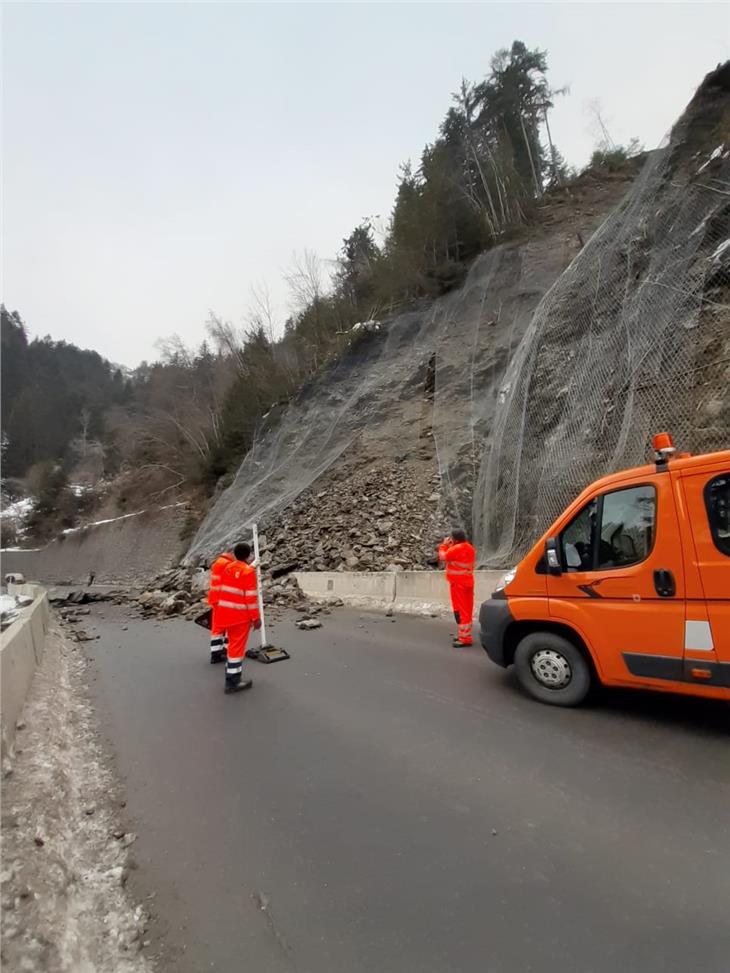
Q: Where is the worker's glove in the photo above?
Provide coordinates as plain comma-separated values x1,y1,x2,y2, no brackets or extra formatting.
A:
250,557,260,568
253,618,262,630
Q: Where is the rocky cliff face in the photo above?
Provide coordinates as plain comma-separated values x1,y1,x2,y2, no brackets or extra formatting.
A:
188,63,729,572
188,168,638,569
479,62,730,563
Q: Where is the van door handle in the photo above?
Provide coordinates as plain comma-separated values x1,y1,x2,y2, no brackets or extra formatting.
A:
653,569,676,598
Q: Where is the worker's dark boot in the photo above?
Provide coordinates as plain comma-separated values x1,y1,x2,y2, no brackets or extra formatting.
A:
224,673,253,694
210,649,225,664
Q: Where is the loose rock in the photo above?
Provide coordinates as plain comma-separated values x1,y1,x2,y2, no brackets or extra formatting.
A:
295,619,322,631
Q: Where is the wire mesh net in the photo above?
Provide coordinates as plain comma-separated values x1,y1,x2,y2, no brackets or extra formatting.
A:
187,84,730,568
475,132,730,565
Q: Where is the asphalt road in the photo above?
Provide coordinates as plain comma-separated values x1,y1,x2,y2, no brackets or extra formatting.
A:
86,605,730,973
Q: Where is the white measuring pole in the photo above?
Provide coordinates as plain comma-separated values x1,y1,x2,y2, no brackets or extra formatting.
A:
252,523,267,646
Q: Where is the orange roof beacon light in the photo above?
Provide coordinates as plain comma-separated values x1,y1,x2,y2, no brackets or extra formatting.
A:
652,431,677,469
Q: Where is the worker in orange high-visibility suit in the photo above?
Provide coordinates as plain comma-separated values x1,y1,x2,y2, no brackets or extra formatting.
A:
438,529,476,647
208,550,234,664
216,542,261,694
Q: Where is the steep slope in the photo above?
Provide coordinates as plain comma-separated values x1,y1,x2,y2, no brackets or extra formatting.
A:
188,63,729,570
187,171,636,569
480,61,730,563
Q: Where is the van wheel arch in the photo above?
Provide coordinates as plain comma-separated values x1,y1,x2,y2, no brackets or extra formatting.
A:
503,620,599,680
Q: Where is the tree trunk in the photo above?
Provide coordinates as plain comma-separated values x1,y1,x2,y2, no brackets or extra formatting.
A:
520,114,542,197
543,107,560,186
466,137,500,235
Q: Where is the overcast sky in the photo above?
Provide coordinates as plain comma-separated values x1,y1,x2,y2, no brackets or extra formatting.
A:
3,2,728,366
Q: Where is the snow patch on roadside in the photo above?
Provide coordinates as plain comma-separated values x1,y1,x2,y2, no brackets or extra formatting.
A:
1,624,154,972
2,497,35,520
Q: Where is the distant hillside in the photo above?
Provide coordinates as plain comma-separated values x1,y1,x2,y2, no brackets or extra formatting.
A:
0,309,128,478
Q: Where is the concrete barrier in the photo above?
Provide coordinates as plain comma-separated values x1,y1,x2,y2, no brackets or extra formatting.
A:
294,569,505,616
1,586,50,759
294,571,397,610
394,570,504,614
393,572,450,614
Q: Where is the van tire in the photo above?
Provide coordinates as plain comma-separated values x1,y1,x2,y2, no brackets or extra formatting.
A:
514,632,592,706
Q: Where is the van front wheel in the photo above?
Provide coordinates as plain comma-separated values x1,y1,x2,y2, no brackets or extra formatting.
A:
514,632,592,706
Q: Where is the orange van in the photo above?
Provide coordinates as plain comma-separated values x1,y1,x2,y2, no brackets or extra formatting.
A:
479,434,730,706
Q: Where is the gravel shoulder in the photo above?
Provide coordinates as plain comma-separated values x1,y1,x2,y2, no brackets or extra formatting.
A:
1,622,155,972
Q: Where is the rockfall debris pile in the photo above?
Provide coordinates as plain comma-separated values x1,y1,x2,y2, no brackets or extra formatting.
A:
259,458,446,574
125,458,447,624
130,566,311,622
49,589,128,641
48,589,124,606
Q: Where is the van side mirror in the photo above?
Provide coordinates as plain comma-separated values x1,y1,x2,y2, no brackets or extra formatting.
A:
545,537,562,576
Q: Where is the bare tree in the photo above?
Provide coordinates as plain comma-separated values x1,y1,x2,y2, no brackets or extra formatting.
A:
539,83,569,186
245,283,278,343
205,313,246,372
154,333,194,368
585,98,616,151
284,249,326,313
79,406,92,457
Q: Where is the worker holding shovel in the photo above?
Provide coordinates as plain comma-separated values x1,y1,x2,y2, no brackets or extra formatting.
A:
216,542,261,694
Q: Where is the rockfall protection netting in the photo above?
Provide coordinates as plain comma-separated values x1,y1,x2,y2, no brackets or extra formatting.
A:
188,72,730,568
186,234,574,565
477,127,730,564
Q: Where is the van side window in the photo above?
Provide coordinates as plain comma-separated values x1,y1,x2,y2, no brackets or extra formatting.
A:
560,498,598,571
704,474,730,557
597,485,656,569
559,485,656,572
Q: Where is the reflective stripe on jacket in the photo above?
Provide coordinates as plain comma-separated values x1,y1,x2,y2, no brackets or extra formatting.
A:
443,541,476,585
215,559,261,628
208,553,234,606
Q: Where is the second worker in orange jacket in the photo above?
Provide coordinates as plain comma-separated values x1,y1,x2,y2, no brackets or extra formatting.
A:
438,529,476,647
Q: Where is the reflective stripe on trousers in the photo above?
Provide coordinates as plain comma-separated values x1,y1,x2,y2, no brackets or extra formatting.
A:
225,621,252,685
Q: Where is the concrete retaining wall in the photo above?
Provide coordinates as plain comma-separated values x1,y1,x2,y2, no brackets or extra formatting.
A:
1,585,50,758
294,571,397,610
1,504,189,586
294,570,504,615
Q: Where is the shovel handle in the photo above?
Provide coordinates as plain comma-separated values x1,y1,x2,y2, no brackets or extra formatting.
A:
252,524,267,646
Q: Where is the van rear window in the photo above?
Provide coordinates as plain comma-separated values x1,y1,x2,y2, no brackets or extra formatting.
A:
704,474,730,557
